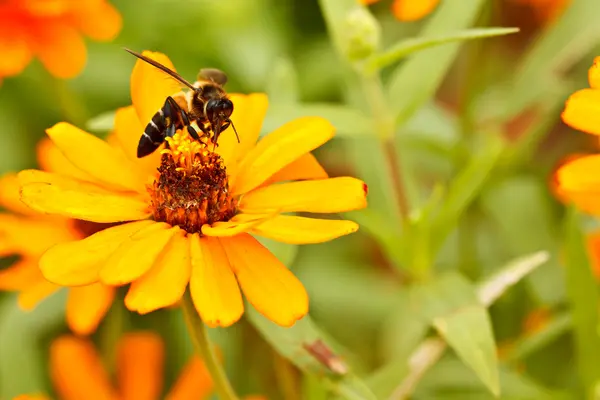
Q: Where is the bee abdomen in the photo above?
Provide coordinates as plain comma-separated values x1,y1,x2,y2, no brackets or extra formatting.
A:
137,110,167,158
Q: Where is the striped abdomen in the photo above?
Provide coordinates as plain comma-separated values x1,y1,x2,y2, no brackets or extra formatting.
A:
137,96,188,158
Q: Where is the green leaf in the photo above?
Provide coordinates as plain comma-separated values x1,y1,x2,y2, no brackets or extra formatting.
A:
563,207,600,396
387,0,487,125
246,308,377,400
367,254,551,397
364,27,519,74
475,251,550,307
415,358,565,400
263,103,372,137
429,134,505,256
432,306,500,397
505,0,600,119
480,176,565,304
86,110,116,133
412,273,499,396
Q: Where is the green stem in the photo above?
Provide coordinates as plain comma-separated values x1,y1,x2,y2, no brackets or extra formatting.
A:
181,292,239,400
361,72,410,218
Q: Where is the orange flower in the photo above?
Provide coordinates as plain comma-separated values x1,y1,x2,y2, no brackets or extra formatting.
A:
0,139,115,335
586,232,600,280
553,57,600,215
0,0,121,79
18,51,367,328
360,0,440,21
14,332,218,400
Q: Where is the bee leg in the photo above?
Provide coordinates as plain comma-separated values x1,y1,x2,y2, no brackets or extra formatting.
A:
187,125,200,140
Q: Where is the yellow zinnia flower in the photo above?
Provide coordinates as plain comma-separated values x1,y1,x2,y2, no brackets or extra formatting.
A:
13,332,265,400
553,57,600,215
0,0,121,79
360,0,440,21
18,51,367,328
0,139,115,335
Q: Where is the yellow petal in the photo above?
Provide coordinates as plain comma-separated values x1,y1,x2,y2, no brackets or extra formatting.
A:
0,173,38,216
554,155,600,215
217,93,269,171
18,280,60,310
264,152,328,186
70,1,122,41
100,223,180,285
36,138,92,181
231,117,335,195
189,235,243,327
113,106,162,177
239,177,368,214
125,232,190,314
251,215,359,244
220,234,308,327
50,336,119,400
117,333,164,400
561,88,600,135
40,220,154,286
589,56,600,89
201,211,278,238
0,213,74,257
19,171,150,223
392,0,440,21
46,122,147,193
66,283,115,336
130,51,182,128
0,259,42,290
555,154,600,192
165,357,214,400
32,22,86,79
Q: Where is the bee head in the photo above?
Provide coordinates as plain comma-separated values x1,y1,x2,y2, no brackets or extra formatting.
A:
206,98,233,122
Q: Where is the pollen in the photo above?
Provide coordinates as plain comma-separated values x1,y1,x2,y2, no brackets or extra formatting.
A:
148,131,237,234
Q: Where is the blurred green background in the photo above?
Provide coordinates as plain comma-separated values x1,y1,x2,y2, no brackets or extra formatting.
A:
3,0,600,399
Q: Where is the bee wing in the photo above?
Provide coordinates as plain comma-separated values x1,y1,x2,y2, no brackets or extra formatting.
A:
198,68,228,86
124,48,196,91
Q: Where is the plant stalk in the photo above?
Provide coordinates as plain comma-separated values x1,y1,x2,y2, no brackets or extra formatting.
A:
361,72,410,219
181,291,239,400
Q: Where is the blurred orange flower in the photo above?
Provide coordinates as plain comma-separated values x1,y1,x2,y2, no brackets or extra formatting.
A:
586,232,600,280
553,57,600,215
18,51,367,328
14,332,216,400
0,0,121,79
0,139,115,335
360,0,440,21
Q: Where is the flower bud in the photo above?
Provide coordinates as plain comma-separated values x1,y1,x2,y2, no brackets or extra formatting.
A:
342,7,381,62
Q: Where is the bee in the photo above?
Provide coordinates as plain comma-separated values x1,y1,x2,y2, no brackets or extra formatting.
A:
124,48,239,158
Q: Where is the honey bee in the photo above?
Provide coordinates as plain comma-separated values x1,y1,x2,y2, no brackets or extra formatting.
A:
124,48,239,158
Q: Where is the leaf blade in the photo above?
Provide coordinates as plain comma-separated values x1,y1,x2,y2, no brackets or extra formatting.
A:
386,0,487,125
246,308,377,400
365,27,519,74
563,207,600,395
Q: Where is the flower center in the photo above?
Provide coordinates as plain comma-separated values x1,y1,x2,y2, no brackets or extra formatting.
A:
147,131,237,234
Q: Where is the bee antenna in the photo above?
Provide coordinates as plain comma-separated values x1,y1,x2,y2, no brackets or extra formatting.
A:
229,119,240,143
